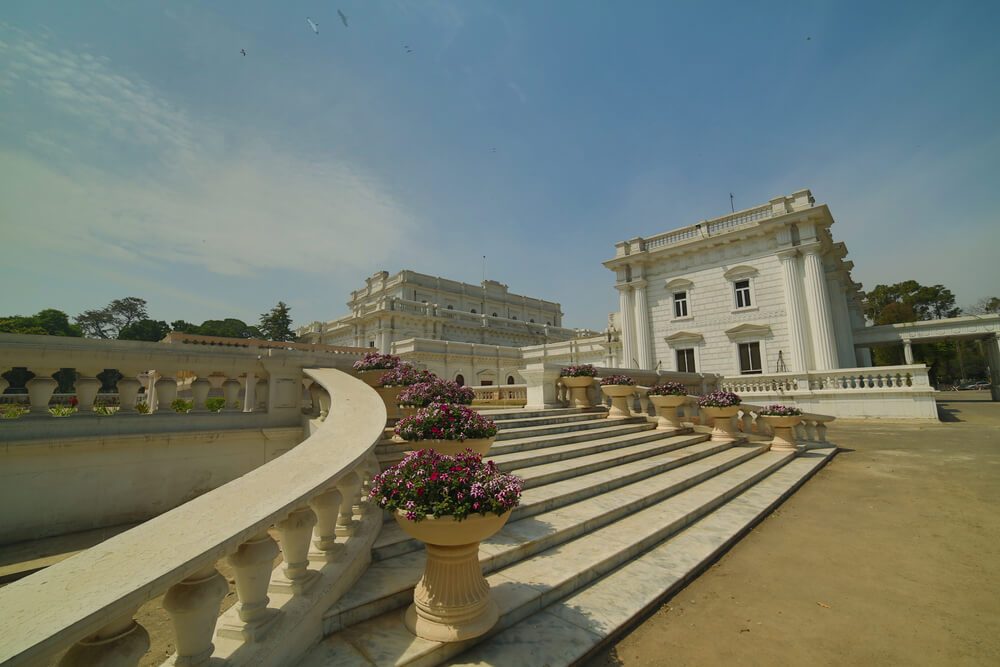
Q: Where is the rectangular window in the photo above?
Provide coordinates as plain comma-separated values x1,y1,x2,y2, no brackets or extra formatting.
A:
676,348,696,373
673,292,688,318
739,342,762,374
734,280,752,308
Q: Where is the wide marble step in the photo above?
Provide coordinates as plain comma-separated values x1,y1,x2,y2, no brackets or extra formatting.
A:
320,443,769,638
304,448,815,666
371,435,729,563
446,447,838,667
494,416,647,442
475,407,595,422
483,410,606,430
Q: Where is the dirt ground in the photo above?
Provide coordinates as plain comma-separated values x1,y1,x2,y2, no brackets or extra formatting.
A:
584,393,1000,667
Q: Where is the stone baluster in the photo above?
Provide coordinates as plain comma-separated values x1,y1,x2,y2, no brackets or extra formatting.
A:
59,608,150,667
794,422,808,441
813,420,829,443
154,374,179,413
740,409,754,435
637,392,650,417
221,377,242,412
243,371,256,413
116,371,143,415
219,532,281,642
162,564,229,666
307,381,323,418
190,376,212,413
272,507,319,595
25,367,59,417
803,420,818,442
335,472,361,538
73,370,103,415
316,386,331,421
309,487,346,562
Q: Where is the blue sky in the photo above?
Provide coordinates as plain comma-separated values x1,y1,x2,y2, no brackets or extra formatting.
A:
1,1,997,333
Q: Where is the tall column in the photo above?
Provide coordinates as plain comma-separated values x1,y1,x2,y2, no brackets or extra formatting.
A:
632,280,652,370
827,274,854,368
616,284,636,369
777,250,809,372
801,245,838,370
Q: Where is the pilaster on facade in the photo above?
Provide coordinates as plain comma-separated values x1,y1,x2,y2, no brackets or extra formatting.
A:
776,249,809,373
800,243,838,370
631,279,652,370
616,283,637,369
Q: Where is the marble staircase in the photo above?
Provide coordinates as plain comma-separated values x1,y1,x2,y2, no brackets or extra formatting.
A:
305,407,835,666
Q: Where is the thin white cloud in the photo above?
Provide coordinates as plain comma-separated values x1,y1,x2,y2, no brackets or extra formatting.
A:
0,25,420,285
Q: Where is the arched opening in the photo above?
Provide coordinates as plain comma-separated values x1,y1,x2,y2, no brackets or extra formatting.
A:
455,374,465,386
447,305,454,310
507,375,515,384
492,312,498,317
471,308,476,314
529,319,535,323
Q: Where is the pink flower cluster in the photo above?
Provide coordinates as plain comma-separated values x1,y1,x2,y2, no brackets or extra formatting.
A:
560,364,597,377
757,404,802,416
697,390,742,407
353,352,401,371
600,374,636,386
369,449,523,522
394,402,498,441
376,363,436,388
647,381,688,396
398,380,475,407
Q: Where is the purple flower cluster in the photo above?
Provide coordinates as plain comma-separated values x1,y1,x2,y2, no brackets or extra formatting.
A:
394,402,499,441
757,404,802,416
697,390,742,407
369,449,523,522
647,381,688,396
353,352,401,371
376,363,437,388
600,374,636,386
398,380,476,407
560,364,597,377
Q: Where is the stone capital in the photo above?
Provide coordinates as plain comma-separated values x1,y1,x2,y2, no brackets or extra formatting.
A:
630,280,648,290
798,242,823,256
775,248,799,262
614,283,634,293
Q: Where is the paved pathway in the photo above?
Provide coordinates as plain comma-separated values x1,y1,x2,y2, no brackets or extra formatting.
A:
584,394,1000,666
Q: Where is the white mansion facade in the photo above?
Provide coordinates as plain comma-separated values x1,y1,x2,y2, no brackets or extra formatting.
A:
605,189,871,377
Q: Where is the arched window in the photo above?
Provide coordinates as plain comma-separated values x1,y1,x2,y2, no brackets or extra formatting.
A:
529,319,535,323
471,308,476,314
447,305,454,310
492,312,498,317
507,375,515,385
512,315,517,320
455,374,465,386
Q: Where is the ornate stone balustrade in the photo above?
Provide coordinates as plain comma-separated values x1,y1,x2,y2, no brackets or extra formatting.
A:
469,384,527,405
717,365,937,419
737,402,835,446
0,367,386,666
642,203,773,251
0,333,369,435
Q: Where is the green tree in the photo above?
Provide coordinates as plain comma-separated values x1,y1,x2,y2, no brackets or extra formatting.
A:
965,296,1000,315
118,319,171,342
170,319,201,334
197,318,262,339
0,309,83,336
259,301,296,342
75,297,149,338
863,281,960,324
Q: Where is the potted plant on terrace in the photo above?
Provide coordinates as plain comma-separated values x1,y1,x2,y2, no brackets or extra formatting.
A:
370,449,523,641
394,402,499,456
600,374,636,419
375,363,437,420
560,364,597,408
756,404,803,452
353,352,401,386
697,390,742,442
397,380,475,419
646,382,689,430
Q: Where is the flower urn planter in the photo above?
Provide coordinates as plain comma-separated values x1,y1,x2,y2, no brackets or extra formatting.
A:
374,386,403,421
561,376,594,408
405,437,495,457
394,509,513,641
700,405,741,442
761,415,802,452
649,395,687,430
601,385,635,419
355,369,387,387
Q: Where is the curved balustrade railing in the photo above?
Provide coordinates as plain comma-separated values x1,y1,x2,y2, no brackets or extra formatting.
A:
0,367,387,666
470,384,527,405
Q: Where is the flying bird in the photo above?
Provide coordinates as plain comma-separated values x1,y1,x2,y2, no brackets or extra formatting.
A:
402,42,413,53
307,17,319,34
240,48,246,56
338,10,349,27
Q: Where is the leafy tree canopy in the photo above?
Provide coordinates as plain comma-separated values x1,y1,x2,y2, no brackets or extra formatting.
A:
118,319,171,342
195,318,263,339
75,297,148,338
259,301,296,342
0,309,83,336
863,281,960,325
